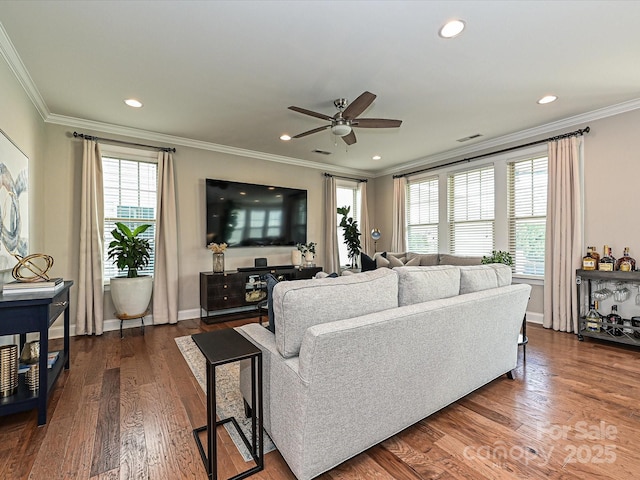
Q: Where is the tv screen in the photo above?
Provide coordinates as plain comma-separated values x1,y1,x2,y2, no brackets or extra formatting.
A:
206,179,307,247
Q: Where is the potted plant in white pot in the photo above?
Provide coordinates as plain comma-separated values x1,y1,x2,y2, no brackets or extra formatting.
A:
107,222,153,317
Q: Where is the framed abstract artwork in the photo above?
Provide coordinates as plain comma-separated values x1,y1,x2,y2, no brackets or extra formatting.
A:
0,129,28,271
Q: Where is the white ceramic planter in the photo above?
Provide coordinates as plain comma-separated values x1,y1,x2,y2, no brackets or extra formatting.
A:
110,276,153,317
291,250,302,266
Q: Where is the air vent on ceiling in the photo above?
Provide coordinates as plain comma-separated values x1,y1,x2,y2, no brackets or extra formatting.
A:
312,149,332,155
456,133,483,142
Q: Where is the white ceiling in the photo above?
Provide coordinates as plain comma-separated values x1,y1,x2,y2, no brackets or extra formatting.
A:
1,0,639,175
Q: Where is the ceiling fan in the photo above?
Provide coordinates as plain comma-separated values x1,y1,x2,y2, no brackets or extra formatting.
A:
288,91,402,145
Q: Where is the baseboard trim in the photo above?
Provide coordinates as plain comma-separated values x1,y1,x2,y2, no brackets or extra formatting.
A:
48,307,203,339
526,311,543,325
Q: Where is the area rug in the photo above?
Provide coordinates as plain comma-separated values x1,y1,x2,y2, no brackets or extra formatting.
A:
174,335,276,461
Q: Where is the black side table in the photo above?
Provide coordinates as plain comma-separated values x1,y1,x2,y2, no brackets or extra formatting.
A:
192,329,263,480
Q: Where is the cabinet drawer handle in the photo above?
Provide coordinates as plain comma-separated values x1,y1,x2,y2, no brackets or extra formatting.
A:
54,301,68,307
223,296,228,300
224,285,228,289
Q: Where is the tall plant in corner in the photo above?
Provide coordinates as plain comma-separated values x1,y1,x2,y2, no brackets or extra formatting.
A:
337,206,361,268
107,222,154,318
107,222,152,277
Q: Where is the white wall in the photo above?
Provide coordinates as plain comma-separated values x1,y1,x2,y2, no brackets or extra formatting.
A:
0,57,47,345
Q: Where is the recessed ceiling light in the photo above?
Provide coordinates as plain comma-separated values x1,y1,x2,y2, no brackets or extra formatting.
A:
124,98,143,108
439,19,465,38
280,134,292,141
537,95,558,104
372,155,382,160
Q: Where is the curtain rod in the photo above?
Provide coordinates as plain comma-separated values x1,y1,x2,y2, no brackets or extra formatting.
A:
323,172,368,183
73,131,176,153
393,126,590,179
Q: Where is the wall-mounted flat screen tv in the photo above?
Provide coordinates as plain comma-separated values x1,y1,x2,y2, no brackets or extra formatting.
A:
206,179,307,247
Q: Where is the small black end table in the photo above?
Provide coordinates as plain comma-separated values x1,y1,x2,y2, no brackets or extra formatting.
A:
192,329,263,480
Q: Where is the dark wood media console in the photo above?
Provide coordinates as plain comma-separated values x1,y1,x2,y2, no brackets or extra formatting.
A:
199,265,322,323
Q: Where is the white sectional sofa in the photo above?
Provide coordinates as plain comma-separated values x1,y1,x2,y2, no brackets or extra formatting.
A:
236,264,530,480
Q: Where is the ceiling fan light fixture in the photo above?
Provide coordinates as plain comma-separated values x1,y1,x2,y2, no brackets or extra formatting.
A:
279,134,291,141
331,123,352,136
439,19,465,38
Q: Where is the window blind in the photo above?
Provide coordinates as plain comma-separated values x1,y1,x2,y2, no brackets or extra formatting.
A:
103,157,157,280
508,156,548,276
448,165,495,255
406,176,438,253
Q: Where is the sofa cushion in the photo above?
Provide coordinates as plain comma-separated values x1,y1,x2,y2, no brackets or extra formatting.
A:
407,252,438,266
395,265,461,306
438,254,482,265
273,268,399,358
459,264,512,294
376,254,390,268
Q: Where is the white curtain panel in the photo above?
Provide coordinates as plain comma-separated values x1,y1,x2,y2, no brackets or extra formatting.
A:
76,139,104,335
544,136,583,332
359,181,373,256
391,176,407,253
152,151,179,325
324,175,340,273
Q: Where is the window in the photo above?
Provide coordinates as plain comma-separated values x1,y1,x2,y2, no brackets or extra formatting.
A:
508,156,548,276
103,156,157,280
448,165,495,255
406,176,438,253
336,182,360,267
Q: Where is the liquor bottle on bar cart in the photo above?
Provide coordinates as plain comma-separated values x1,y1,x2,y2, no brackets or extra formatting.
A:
582,247,596,270
607,304,623,337
585,302,601,332
615,247,636,271
590,246,600,268
598,245,615,272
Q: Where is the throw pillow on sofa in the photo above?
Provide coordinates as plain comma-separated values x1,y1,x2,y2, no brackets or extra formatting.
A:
377,252,421,268
360,252,377,272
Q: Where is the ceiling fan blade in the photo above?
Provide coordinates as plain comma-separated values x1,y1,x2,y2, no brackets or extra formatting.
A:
343,91,376,120
292,125,330,138
288,106,333,121
352,118,403,128
342,130,357,145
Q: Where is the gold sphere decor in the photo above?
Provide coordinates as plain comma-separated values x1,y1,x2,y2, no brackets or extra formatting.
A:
11,253,54,282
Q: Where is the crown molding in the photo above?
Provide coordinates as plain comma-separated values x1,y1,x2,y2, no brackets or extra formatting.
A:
45,113,373,178
374,98,640,178
0,22,49,121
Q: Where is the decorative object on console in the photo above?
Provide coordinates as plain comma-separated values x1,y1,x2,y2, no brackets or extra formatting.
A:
337,206,361,268
107,222,153,317
254,257,267,268
481,250,514,266
208,242,227,273
11,253,54,282
291,249,302,266
0,344,18,397
297,242,317,265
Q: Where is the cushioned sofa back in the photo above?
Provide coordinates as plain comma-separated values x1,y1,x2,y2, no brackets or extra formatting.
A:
395,265,461,307
273,268,399,358
459,264,512,294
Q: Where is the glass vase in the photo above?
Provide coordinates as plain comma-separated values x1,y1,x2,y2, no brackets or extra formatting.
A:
213,253,225,273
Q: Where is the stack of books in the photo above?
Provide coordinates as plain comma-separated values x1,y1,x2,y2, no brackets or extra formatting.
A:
2,277,64,295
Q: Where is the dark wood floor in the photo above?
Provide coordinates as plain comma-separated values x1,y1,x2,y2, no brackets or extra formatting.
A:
1,317,639,479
